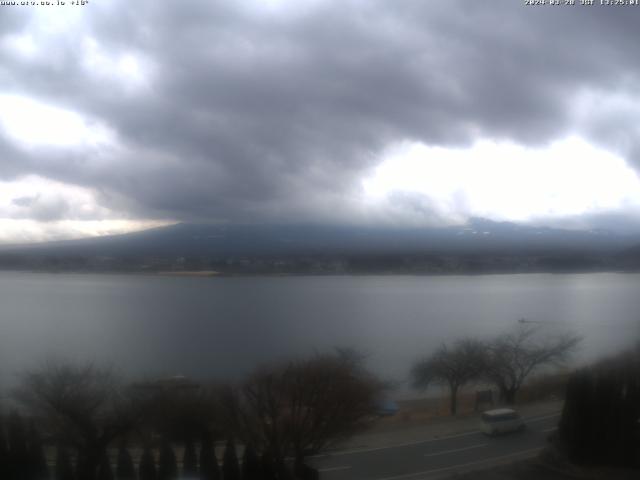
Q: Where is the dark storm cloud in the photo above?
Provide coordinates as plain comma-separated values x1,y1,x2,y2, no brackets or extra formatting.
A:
1,0,640,225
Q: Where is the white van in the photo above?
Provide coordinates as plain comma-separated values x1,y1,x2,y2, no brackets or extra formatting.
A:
480,408,525,436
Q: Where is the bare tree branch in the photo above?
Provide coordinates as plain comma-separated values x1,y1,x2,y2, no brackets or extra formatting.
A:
485,325,581,404
236,351,384,468
411,339,486,415
14,360,147,480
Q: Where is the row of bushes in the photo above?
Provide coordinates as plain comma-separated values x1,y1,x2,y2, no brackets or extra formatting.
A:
557,345,640,468
1,350,374,479
0,412,48,480
0,412,318,480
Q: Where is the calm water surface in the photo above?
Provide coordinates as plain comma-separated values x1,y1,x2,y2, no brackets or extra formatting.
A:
0,271,638,393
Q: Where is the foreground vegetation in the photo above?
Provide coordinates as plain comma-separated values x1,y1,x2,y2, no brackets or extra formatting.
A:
1,327,636,479
0,350,384,480
556,344,640,469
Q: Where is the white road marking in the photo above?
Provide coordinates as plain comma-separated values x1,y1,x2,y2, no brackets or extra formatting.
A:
312,430,483,458
375,447,544,480
318,465,352,473
312,411,559,458
526,412,560,423
424,443,487,457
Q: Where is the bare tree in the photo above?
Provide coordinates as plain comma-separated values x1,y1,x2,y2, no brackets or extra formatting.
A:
411,339,486,415
484,325,581,404
236,351,384,471
14,361,146,480
286,352,383,459
139,383,222,443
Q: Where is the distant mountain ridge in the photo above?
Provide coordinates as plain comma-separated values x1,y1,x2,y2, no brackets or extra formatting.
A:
2,219,640,274
0,219,635,258
0,218,640,256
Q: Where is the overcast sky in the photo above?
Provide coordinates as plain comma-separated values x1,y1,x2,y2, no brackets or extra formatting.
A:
2,0,640,243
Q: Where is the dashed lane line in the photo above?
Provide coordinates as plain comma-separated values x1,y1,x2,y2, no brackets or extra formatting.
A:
424,443,487,458
312,411,559,458
312,430,483,458
318,465,352,473
375,447,544,480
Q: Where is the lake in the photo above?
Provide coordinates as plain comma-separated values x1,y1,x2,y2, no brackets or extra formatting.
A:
0,271,638,395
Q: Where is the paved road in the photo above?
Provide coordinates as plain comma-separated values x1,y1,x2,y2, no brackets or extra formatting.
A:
310,412,560,480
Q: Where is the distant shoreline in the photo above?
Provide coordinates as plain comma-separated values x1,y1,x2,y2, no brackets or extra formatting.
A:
155,270,220,277
0,267,634,278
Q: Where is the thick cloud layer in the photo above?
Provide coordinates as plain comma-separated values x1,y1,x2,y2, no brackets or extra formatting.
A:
1,0,640,239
